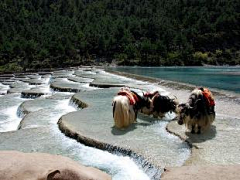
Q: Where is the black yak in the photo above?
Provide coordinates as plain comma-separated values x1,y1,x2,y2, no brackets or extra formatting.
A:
141,91,179,118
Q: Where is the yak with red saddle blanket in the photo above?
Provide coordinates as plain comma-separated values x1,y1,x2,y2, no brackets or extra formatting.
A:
176,87,215,134
112,87,148,129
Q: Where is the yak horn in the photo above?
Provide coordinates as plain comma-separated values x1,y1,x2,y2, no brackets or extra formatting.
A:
188,99,200,110
186,103,193,109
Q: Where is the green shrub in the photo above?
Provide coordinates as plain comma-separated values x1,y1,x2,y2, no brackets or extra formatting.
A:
166,52,184,66
215,49,222,57
192,51,209,65
0,62,23,72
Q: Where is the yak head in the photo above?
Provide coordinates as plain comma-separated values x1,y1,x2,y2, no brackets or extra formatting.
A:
140,93,179,116
139,93,154,115
169,96,179,113
176,103,189,125
176,96,203,125
152,94,179,114
176,99,201,125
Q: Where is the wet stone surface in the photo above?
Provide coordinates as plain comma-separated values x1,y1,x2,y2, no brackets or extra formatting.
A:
67,76,93,83
167,116,240,165
50,78,84,92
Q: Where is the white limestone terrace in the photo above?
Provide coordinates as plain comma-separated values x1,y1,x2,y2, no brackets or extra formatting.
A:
0,82,9,95
50,77,92,92
59,88,190,170
1,73,52,97
74,68,147,88
49,69,95,92
67,75,93,83
1,67,239,179
0,69,167,179
57,68,191,170
0,88,153,179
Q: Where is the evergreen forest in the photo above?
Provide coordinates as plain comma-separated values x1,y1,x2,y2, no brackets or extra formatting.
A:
0,0,240,72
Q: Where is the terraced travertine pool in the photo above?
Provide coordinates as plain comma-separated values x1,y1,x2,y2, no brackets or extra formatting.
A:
0,68,191,180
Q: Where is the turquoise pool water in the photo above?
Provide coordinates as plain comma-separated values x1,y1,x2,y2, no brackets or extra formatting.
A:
108,66,240,94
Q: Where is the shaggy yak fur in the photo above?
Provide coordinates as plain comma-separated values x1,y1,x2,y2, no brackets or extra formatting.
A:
141,91,179,118
176,87,215,134
112,88,148,129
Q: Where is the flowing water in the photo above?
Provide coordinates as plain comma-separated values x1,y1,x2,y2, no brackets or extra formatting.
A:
0,94,25,132
0,68,192,180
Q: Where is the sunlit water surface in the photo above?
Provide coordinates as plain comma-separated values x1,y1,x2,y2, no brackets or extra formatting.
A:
107,66,240,93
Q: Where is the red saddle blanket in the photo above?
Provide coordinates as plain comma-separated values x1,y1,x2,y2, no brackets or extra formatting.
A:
201,88,215,106
117,90,139,105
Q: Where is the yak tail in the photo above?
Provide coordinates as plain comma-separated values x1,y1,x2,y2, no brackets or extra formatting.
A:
112,101,116,118
113,97,126,128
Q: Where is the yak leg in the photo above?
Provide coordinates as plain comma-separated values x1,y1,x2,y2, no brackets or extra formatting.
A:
113,101,124,128
159,113,165,119
152,111,158,118
134,111,138,122
123,106,130,127
191,125,195,134
197,126,201,134
128,105,136,124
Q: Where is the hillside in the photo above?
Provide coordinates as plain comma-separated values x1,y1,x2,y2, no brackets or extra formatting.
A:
0,0,239,72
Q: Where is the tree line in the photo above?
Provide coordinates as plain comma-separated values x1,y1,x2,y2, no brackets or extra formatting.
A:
0,0,239,72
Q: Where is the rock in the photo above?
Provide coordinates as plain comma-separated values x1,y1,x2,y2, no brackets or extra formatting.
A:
0,151,111,180
161,165,240,180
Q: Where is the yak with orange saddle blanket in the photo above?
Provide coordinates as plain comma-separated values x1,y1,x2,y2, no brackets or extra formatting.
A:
112,87,148,129
176,87,215,134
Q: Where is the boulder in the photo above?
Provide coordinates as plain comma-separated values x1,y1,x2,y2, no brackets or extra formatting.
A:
0,151,111,180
